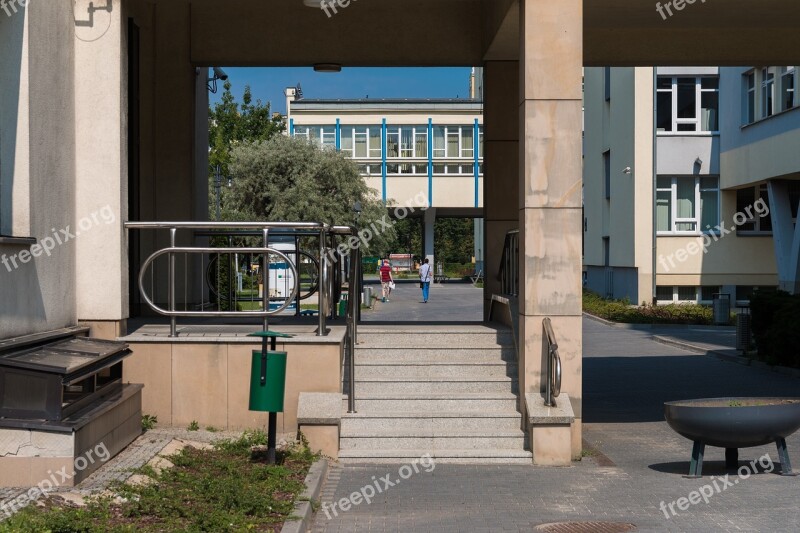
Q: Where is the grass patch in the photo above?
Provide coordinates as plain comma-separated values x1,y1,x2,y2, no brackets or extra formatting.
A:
0,431,317,533
582,290,725,325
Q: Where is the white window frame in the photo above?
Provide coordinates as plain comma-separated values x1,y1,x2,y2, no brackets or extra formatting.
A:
293,125,336,149
780,66,797,112
736,184,772,234
656,176,720,235
761,67,776,118
433,126,476,159
340,126,382,159
743,67,799,125
657,76,720,134
656,286,701,305
744,70,757,125
386,126,428,160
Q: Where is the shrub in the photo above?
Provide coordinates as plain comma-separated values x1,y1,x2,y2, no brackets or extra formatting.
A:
582,290,716,325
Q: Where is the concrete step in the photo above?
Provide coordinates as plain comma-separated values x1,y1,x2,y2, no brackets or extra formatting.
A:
354,347,516,363
343,393,519,413
337,449,533,465
340,430,526,450
356,332,513,349
352,362,517,380
354,377,517,395
340,411,523,433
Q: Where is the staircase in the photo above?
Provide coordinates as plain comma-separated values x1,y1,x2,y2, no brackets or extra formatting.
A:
339,326,532,464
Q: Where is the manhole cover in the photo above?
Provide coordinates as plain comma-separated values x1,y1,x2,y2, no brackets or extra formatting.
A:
534,522,636,533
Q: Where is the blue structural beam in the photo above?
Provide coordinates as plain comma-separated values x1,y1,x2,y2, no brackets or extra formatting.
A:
381,119,387,203
289,118,294,136
427,118,433,206
473,119,480,208
335,118,341,150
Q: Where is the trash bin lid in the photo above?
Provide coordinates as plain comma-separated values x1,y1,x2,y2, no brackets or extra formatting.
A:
247,331,295,339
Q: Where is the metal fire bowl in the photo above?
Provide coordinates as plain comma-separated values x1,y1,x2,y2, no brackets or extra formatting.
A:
664,398,800,449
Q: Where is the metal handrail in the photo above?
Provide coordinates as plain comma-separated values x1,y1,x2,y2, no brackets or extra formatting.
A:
542,317,562,407
499,230,519,297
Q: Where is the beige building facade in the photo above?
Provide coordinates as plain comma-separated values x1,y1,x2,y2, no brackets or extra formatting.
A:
584,65,800,305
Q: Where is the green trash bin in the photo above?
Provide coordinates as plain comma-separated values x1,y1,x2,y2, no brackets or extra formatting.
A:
249,350,287,412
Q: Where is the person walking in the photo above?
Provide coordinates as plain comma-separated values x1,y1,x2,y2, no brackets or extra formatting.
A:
419,258,432,303
379,259,394,302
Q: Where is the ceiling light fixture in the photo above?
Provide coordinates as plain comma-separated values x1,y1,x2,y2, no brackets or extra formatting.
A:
314,63,342,73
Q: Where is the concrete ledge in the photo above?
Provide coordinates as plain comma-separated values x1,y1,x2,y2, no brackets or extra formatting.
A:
525,393,575,467
297,393,341,459
525,393,575,425
281,458,328,533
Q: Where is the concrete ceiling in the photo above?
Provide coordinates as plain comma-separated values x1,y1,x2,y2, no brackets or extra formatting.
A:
187,0,800,66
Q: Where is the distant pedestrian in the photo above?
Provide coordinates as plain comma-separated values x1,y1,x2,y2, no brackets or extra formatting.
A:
419,258,432,303
380,259,394,302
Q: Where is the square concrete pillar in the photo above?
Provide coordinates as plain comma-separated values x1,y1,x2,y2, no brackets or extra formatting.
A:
518,0,583,458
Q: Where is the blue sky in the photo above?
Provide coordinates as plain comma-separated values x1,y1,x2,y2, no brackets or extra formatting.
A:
209,67,473,115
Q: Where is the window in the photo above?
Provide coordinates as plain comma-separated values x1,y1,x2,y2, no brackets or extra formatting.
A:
744,71,756,125
736,185,772,233
603,150,611,199
293,126,336,149
432,126,477,159
340,126,382,159
656,286,674,302
432,163,474,175
762,68,776,118
656,176,719,234
677,286,698,302
700,286,721,303
386,126,427,159
656,76,719,133
386,163,428,175
656,286,700,304
780,67,796,111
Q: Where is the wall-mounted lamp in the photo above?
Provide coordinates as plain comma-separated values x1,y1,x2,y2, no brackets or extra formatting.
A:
622,166,632,175
314,63,342,73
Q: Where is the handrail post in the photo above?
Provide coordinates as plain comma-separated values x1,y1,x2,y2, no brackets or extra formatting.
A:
543,317,561,408
169,227,177,337
262,229,269,331
318,229,326,336
347,247,358,413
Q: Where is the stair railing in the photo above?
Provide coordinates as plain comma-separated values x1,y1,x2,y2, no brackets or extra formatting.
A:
542,317,562,407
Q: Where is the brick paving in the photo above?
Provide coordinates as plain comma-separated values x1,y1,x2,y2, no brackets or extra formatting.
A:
313,318,800,532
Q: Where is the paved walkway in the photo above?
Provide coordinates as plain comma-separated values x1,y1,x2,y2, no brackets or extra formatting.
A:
314,318,800,533
363,281,483,323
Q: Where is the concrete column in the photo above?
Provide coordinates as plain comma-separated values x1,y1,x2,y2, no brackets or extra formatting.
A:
423,207,436,264
74,0,128,323
519,0,584,460
483,60,520,318
767,180,800,293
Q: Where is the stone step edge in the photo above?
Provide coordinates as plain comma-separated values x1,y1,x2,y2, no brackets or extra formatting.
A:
337,449,532,458
341,411,522,419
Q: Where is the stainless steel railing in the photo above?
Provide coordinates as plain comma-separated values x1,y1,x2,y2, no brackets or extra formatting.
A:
500,229,519,297
542,317,562,408
125,221,361,410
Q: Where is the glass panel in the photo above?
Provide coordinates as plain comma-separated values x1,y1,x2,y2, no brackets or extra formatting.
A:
656,92,672,132
386,129,399,158
736,286,755,302
676,78,697,119
781,68,796,110
415,129,428,158
446,130,459,158
656,286,673,302
788,181,800,219
446,164,460,174
340,127,353,154
386,164,399,174
656,176,672,189
400,128,413,158
759,186,773,231
700,286,721,301
369,128,382,158
676,179,695,219
461,164,474,174
701,78,719,90
433,127,445,157
656,77,672,90
700,189,718,231
461,127,474,158
762,69,775,118
677,286,697,301
433,163,445,174
736,187,756,231
700,177,718,189
701,92,718,131
354,130,367,158
656,190,672,231
677,123,696,132
414,164,428,174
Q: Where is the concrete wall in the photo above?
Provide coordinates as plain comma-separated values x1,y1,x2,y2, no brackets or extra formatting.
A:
0,1,77,338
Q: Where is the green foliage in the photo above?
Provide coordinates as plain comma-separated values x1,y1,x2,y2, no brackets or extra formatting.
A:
583,290,716,325
227,135,395,254
750,289,800,368
141,414,158,431
187,420,200,431
1,432,317,532
435,218,475,264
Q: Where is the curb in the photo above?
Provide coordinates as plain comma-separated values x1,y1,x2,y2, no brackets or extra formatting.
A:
281,458,329,533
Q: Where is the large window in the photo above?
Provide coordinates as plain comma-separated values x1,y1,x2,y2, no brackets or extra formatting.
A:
432,126,479,159
293,125,336,149
657,76,719,133
736,185,772,234
656,176,719,234
386,126,427,159
743,67,799,125
340,126,382,159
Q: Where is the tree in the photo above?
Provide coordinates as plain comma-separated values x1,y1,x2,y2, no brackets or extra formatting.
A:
227,135,395,255
209,81,284,218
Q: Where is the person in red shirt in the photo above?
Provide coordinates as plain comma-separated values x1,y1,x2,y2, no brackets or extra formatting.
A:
379,259,393,302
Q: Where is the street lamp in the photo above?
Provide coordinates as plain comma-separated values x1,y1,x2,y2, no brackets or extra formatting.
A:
213,165,232,221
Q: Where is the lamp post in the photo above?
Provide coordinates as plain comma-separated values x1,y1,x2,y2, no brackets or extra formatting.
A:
213,165,233,221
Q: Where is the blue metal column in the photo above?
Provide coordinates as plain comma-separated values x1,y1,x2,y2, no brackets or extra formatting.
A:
473,119,480,208
381,119,387,202
335,118,341,150
427,118,433,206
289,118,294,136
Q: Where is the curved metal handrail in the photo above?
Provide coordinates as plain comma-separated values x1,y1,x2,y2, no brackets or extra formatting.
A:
543,317,562,407
138,246,299,317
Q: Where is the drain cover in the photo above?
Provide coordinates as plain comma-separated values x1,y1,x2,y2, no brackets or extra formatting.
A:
534,522,636,533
